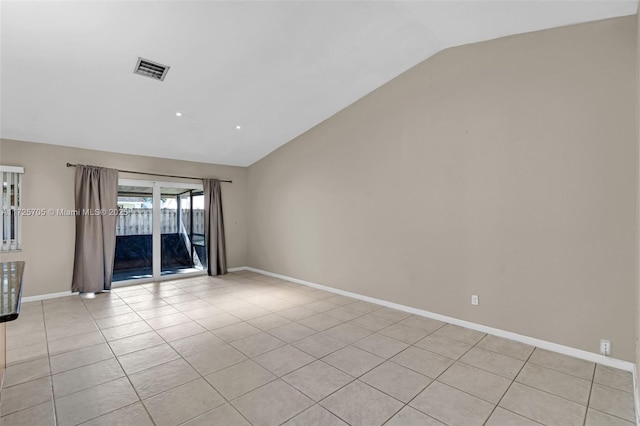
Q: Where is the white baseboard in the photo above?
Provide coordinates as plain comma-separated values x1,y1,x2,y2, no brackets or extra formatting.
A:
238,266,636,373
19,266,640,421
21,267,638,374
22,291,78,303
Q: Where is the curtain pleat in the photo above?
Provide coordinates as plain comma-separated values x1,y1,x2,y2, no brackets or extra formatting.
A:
203,179,227,276
71,166,118,293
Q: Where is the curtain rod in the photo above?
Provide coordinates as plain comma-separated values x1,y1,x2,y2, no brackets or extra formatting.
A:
66,163,232,183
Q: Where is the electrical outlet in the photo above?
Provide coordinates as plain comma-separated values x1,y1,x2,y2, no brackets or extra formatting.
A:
600,339,611,356
471,295,479,306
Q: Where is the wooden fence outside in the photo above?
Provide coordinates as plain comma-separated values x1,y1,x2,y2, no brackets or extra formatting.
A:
116,208,205,236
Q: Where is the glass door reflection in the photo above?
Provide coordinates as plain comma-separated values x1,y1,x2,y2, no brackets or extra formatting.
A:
113,184,154,281
160,187,207,276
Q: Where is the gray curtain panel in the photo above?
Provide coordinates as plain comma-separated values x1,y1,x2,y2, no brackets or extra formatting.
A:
71,166,118,293
203,179,227,276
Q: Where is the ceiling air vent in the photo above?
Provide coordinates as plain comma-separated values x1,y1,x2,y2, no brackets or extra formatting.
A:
133,57,170,81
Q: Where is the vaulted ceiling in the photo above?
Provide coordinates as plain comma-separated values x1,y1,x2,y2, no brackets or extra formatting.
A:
1,1,636,166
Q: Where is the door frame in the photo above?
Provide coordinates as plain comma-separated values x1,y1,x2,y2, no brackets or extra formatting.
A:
112,178,207,288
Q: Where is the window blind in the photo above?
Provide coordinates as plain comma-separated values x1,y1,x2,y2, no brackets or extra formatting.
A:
1,166,24,251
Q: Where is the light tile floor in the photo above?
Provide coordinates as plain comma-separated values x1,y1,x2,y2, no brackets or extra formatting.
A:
0,271,636,426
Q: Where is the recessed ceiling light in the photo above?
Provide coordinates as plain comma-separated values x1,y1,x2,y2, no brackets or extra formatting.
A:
235,125,241,130
176,112,182,117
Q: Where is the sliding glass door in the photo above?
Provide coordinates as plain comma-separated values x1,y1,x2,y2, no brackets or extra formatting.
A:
113,181,154,281
113,179,206,284
159,186,207,276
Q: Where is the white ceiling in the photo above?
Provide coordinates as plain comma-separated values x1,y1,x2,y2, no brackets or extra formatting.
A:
1,1,637,167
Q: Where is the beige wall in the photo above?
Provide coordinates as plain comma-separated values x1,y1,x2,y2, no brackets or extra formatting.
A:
248,17,638,361
0,139,248,297
0,17,636,362
636,11,640,371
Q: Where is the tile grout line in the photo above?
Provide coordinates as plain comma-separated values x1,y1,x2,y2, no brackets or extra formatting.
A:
257,277,439,424
332,322,465,424
587,376,636,395
583,364,597,426
187,280,335,425
415,334,608,412
6,272,635,426
586,407,637,425
81,292,159,426
350,331,438,408
75,402,147,426
203,297,390,424
40,300,60,426
93,284,243,423
0,301,56,423
116,280,280,425
51,280,251,424
277,403,351,426
525,356,599,383
482,349,542,426
584,365,637,425
293,318,491,424
504,371,598,410
8,288,450,424
398,328,484,423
